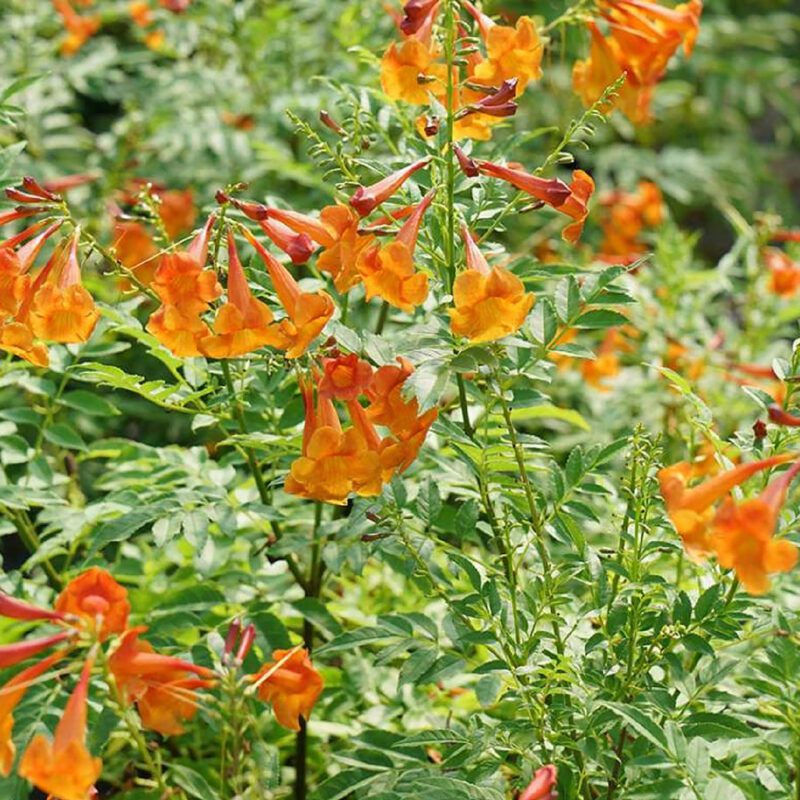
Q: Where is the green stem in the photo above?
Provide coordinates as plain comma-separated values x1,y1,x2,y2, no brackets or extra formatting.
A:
496,383,564,654
443,0,457,292
374,300,390,334
456,373,473,437
6,508,63,588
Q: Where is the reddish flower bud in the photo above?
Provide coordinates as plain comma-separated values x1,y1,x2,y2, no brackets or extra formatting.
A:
477,160,571,207
454,144,479,177
320,110,345,136
235,623,256,662
350,157,431,217
519,764,558,800
21,177,62,203
753,419,768,439
0,632,73,669
423,115,440,136
224,619,242,656
768,405,800,427
259,218,317,264
400,0,439,35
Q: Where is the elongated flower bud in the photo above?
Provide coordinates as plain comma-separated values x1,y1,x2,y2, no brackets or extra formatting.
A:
350,158,430,217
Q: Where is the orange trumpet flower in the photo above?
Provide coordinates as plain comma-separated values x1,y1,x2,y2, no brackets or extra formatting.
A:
712,460,800,594
399,0,439,36
381,38,446,105
658,453,794,559
55,567,130,641
350,158,430,217
19,656,101,800
200,231,280,359
318,353,374,401
150,215,221,314
110,626,215,736
356,190,434,312
764,249,800,297
449,225,534,343
1,650,67,776
462,2,543,92
284,377,383,504
29,231,99,344
253,647,324,732
316,205,376,292
53,0,101,56
242,228,334,358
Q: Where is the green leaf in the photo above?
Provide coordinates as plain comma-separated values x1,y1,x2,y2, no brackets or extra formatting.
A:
599,702,671,754
60,390,120,417
682,712,757,740
510,405,590,431
170,765,221,800
43,423,87,451
573,309,630,329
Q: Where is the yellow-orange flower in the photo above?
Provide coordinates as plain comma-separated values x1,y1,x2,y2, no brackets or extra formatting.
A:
151,254,221,315
558,170,595,244
318,353,374,401
658,453,793,559
110,626,215,736
243,229,334,358
18,658,101,800
449,225,534,343
200,232,279,358
356,191,434,312
712,461,800,594
381,39,446,105
0,321,49,367
112,220,160,285
55,567,130,641
29,233,99,344
129,0,152,26
148,304,212,357
464,3,543,92
254,647,324,731
316,205,376,292
285,379,383,504
0,651,66,776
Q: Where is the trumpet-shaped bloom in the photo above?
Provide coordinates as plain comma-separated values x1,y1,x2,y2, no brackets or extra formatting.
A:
464,3,543,91
0,321,49,367
712,461,800,594
356,191,434,312
200,232,279,358
18,657,101,800
148,304,213,357
658,453,794,558
381,39,446,105
112,220,160,285
318,353,374,401
573,23,654,125
559,170,595,243
151,253,222,315
243,229,334,358
109,627,215,736
55,567,130,641
350,158,430,217
366,357,438,441
449,226,534,343
1,650,66,776
520,765,558,800
253,648,324,731
316,205,376,292
29,233,99,344
285,379,383,504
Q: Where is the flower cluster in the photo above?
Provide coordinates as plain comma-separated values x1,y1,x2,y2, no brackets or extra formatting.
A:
286,354,438,504
573,0,703,124
0,181,99,368
381,0,543,141
658,454,799,593
0,569,323,798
